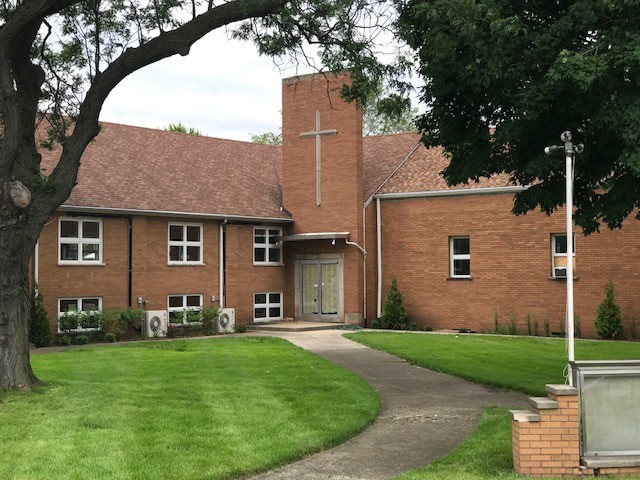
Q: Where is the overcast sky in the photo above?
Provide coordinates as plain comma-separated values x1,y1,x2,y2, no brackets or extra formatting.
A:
101,29,320,142
100,27,422,142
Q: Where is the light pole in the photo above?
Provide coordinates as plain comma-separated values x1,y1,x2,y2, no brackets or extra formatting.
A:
545,131,584,386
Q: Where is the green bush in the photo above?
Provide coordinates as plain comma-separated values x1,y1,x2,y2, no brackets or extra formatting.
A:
58,311,80,333
379,278,410,330
201,305,220,331
595,281,624,339
508,316,518,336
75,335,89,345
29,290,52,347
629,317,638,341
102,308,144,337
424,325,433,332
59,335,72,346
105,333,117,343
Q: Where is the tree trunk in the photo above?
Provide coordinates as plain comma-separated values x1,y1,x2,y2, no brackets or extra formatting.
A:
0,217,40,391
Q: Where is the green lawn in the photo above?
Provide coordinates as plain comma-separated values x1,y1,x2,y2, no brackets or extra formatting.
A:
345,332,640,396
0,337,379,480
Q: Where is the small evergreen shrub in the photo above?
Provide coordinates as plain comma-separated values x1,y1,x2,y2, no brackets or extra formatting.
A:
543,316,550,337
575,315,581,339
423,325,433,332
105,333,117,343
379,278,410,330
526,314,532,336
533,316,540,336
409,322,418,331
629,317,637,341
558,315,565,336
59,335,72,346
75,335,89,345
371,319,381,329
508,316,518,336
29,290,52,347
459,327,471,334
595,281,624,339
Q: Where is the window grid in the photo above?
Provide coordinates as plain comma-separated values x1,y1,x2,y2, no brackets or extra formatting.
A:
58,218,102,264
254,292,283,321
450,236,471,278
168,223,203,264
253,227,282,265
57,297,102,332
552,234,576,278
168,294,203,324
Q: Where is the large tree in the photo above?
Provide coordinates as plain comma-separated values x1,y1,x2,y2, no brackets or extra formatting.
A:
396,0,640,234
0,0,409,391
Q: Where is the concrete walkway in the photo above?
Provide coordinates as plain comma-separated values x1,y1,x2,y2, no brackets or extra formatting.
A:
249,329,528,480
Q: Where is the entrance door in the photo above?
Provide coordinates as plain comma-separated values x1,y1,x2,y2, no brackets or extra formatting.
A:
300,260,340,320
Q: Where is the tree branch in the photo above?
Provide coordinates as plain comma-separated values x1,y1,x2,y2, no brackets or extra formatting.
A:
46,0,288,209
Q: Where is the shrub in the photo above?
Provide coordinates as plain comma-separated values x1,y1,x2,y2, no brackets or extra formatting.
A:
543,316,550,337
59,335,72,346
424,325,433,332
102,308,144,338
29,290,52,347
533,316,540,336
75,335,89,345
409,322,418,331
575,315,581,339
595,281,624,339
371,319,381,329
508,316,518,336
201,305,220,331
526,314,532,336
235,324,247,334
379,278,409,330
459,327,471,334
629,317,638,341
105,333,117,343
58,311,80,333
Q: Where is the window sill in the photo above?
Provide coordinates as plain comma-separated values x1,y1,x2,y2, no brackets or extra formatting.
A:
548,276,579,281
58,262,105,267
253,262,285,267
167,262,206,267
447,276,473,281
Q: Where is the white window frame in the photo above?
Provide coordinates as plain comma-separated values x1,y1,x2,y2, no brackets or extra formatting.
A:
168,223,203,265
450,236,471,278
167,294,203,325
253,227,283,266
57,297,103,332
58,217,103,265
253,292,283,321
551,233,576,278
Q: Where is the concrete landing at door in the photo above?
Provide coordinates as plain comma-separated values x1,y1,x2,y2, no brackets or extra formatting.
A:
245,321,342,332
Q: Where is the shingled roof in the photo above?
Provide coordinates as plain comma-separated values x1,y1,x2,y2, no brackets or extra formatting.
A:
40,122,287,220
40,121,512,220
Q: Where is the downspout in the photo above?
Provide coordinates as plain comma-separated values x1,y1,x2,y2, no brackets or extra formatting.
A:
376,197,382,319
362,207,367,327
219,219,228,308
344,236,366,326
126,216,133,308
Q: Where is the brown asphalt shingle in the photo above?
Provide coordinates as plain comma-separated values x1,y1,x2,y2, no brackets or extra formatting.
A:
40,122,511,220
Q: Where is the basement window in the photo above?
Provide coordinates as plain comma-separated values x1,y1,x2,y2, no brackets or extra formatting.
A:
254,292,282,321
57,297,102,332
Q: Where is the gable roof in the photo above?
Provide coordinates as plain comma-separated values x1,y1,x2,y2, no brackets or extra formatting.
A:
40,122,514,220
40,122,288,221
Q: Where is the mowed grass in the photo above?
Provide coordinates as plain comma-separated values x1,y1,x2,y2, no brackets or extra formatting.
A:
345,332,640,395
0,337,379,480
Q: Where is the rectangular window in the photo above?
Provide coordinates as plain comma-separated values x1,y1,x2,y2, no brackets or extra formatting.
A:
58,297,102,332
168,223,203,264
450,236,471,278
58,218,102,264
168,294,203,324
253,227,282,265
254,292,282,321
552,234,576,278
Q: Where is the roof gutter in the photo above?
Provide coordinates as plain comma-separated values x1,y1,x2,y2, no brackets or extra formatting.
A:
374,185,528,200
57,205,292,224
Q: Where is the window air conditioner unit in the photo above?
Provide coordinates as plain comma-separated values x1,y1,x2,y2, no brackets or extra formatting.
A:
217,308,235,333
144,310,168,338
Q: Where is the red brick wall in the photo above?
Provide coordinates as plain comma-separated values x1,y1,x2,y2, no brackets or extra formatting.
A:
37,213,221,331
224,224,286,325
376,193,640,337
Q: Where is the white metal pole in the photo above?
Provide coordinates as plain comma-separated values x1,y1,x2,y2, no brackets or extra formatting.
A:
565,139,575,386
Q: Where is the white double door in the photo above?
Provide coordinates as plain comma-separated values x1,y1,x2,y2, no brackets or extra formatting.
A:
300,259,340,320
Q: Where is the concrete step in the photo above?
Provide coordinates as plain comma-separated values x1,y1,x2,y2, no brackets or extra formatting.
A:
529,396,559,410
245,321,342,332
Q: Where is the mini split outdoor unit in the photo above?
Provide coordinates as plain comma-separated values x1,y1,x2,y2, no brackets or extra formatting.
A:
217,308,235,333
144,310,168,338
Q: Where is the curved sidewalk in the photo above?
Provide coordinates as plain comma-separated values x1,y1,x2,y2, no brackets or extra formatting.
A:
250,330,528,480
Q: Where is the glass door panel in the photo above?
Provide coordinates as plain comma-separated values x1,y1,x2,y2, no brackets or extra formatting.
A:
301,263,318,315
320,263,338,315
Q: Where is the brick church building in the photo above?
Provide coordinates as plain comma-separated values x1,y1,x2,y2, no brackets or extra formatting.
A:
36,72,640,338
